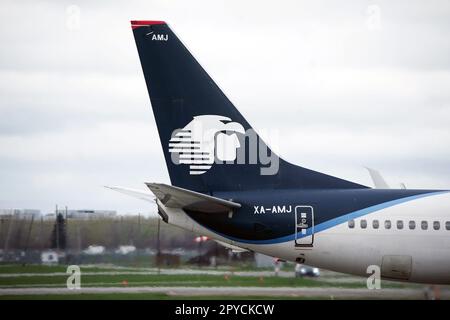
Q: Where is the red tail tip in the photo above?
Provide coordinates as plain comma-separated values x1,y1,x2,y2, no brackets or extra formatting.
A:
131,20,166,26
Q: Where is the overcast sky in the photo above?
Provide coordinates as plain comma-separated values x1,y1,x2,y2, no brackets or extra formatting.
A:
1,0,449,215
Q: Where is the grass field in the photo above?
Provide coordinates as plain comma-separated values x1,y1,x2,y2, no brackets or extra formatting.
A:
0,264,412,288
0,273,371,288
0,292,331,300
0,264,437,300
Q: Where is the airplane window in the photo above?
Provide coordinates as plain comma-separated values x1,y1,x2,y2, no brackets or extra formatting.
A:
433,221,440,230
372,220,379,229
409,220,416,230
397,220,403,229
421,221,428,230
384,220,391,229
348,220,355,228
446,221,450,230
360,220,367,229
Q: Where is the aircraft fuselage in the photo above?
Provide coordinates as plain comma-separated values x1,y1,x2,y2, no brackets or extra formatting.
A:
162,188,450,284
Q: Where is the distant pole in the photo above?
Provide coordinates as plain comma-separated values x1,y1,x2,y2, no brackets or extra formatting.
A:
40,216,43,249
55,204,60,252
214,241,219,269
0,217,4,249
3,215,15,259
138,213,141,233
156,217,161,274
65,206,68,260
77,225,81,253
120,215,123,242
137,213,141,247
156,218,161,256
198,240,202,268
23,215,35,265
65,205,68,236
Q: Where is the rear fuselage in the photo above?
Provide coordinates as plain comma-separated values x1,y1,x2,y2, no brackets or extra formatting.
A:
161,188,450,284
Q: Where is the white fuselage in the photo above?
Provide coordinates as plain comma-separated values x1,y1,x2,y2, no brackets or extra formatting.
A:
160,191,450,284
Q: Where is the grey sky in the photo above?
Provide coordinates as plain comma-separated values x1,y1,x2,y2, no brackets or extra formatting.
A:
1,0,449,214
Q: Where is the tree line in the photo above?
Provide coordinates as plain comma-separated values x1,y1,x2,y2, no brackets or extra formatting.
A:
0,215,200,251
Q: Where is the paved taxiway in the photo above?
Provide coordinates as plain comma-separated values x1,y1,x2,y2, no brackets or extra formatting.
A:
1,286,448,299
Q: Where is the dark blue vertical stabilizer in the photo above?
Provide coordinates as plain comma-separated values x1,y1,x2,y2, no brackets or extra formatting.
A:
131,21,367,192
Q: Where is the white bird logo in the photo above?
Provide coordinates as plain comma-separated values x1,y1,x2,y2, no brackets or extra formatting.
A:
169,115,245,175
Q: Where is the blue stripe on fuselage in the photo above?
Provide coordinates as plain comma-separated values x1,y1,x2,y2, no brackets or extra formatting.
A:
203,190,449,245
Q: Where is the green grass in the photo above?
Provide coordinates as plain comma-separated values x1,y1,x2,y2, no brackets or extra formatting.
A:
0,265,68,274
0,264,125,274
0,264,425,300
0,293,332,300
0,274,348,288
0,273,411,290
0,264,413,290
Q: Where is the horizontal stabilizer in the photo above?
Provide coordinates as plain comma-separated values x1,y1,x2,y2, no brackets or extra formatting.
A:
146,183,241,213
104,186,155,203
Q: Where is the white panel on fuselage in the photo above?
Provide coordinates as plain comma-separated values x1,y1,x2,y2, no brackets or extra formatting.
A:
234,192,450,284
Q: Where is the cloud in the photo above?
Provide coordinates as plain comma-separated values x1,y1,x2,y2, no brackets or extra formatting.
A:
0,70,150,134
0,0,449,213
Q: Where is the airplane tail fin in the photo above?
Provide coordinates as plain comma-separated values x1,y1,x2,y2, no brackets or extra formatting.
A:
131,20,367,192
